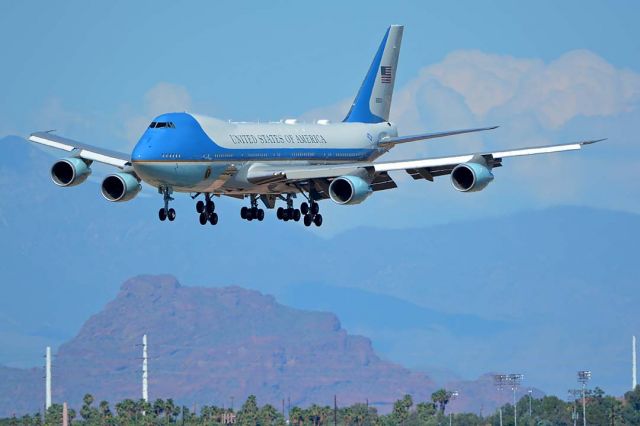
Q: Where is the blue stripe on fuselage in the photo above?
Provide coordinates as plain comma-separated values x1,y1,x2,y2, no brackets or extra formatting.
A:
131,112,378,162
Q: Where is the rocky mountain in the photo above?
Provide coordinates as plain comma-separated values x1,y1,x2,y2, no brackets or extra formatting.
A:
1,275,440,416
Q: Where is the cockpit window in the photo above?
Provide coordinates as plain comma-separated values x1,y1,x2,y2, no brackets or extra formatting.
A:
149,121,175,129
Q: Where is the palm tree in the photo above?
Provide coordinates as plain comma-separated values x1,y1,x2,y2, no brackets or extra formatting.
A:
431,389,451,414
289,407,305,426
152,398,165,419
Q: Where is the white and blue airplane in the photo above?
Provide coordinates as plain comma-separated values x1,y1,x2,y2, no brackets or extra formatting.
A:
28,25,602,227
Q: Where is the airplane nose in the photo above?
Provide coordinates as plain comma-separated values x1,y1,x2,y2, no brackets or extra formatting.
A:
132,136,152,160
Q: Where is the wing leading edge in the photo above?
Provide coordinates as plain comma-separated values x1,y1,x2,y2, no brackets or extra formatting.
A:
252,139,605,184
28,132,131,169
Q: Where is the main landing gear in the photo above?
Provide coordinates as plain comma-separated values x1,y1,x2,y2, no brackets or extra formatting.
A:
276,194,301,223
301,200,322,227
196,193,218,225
276,194,322,227
240,195,265,222
158,186,176,222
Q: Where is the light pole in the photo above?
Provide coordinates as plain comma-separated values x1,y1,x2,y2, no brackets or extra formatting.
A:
568,389,582,426
528,389,532,417
494,375,507,426
448,391,459,426
507,374,524,426
577,371,591,426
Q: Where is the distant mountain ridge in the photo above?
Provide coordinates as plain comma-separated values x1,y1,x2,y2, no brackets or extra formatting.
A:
1,275,440,416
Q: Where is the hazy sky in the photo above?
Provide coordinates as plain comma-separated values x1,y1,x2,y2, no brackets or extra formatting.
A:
2,1,640,403
1,1,639,233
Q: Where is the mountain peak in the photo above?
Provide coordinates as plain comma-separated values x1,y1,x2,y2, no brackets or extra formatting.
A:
119,274,182,294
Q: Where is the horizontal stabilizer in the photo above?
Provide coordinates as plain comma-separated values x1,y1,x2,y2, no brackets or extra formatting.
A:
379,126,499,147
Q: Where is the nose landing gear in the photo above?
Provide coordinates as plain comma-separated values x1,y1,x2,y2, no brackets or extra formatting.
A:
196,193,218,225
158,186,176,222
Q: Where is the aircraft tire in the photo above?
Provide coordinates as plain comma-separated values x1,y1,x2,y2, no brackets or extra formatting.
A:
311,202,319,215
159,208,167,221
168,208,176,221
313,214,323,227
276,207,284,220
300,202,309,215
241,206,248,219
208,212,218,225
199,212,207,225
303,214,312,227
206,201,215,214
257,209,265,221
293,209,301,221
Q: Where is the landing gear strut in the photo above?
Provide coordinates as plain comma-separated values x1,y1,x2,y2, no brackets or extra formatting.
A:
196,193,218,225
241,195,264,222
158,186,176,222
276,194,301,222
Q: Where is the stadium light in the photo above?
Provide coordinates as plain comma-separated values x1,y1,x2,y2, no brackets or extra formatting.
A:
577,371,591,426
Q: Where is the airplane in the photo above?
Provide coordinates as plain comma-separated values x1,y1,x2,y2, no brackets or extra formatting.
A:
28,25,603,227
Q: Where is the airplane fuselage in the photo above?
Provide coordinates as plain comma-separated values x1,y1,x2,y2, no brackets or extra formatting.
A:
131,112,397,194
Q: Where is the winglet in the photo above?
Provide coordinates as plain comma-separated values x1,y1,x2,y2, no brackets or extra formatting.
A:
580,138,607,145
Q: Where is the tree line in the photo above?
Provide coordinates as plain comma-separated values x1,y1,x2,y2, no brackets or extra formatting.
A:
2,386,640,425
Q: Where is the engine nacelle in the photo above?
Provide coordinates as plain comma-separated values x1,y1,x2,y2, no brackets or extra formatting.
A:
101,173,142,202
451,162,494,192
328,175,372,205
50,157,91,187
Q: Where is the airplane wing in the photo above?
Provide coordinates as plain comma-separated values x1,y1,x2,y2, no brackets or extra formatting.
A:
28,132,131,169
247,139,604,193
378,125,499,147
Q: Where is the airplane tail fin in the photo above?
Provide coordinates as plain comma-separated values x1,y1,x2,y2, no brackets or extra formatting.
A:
343,25,403,124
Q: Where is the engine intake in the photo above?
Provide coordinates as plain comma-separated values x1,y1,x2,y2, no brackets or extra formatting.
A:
328,175,372,205
50,158,91,187
101,173,141,202
451,162,494,192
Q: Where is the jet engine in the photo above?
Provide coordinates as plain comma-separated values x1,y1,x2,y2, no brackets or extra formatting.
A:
101,172,142,202
328,175,372,205
451,162,494,192
50,157,92,187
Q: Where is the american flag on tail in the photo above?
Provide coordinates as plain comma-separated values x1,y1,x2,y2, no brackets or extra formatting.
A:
380,65,393,83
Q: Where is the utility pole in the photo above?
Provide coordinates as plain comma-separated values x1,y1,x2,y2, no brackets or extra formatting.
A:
62,402,68,426
528,389,532,417
633,336,637,390
142,334,148,402
334,395,337,426
45,346,52,410
578,371,591,426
